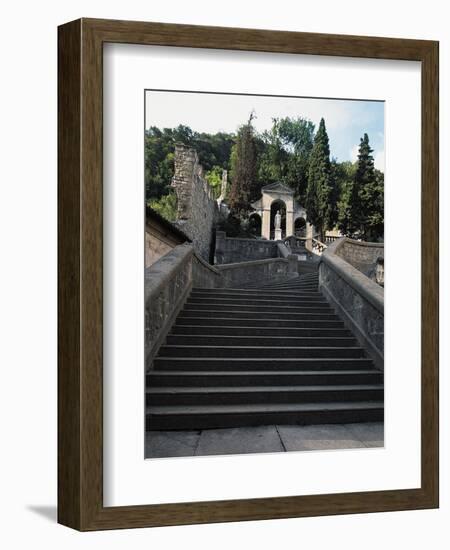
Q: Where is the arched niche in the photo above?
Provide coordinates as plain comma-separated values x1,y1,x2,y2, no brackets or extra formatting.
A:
248,212,262,237
270,199,286,239
294,216,307,237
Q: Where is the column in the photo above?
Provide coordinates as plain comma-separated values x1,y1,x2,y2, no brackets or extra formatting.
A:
285,209,294,238
262,208,271,239
305,222,313,252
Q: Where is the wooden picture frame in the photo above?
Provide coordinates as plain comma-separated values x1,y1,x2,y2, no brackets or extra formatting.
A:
58,18,439,531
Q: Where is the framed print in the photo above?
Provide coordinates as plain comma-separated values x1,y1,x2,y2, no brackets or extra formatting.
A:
58,18,439,530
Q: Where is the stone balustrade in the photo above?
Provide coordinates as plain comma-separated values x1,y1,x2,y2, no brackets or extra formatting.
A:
319,238,384,370
145,243,193,368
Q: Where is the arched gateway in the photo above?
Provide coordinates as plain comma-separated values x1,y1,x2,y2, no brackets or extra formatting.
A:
250,182,313,241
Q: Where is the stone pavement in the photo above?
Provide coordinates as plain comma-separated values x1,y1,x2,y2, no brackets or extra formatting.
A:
145,422,383,459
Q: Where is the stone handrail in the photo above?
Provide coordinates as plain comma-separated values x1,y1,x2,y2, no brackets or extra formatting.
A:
319,237,384,369
192,249,222,288
145,243,193,369
277,241,291,258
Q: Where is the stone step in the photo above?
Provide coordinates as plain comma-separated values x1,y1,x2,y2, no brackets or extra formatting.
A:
146,384,384,406
259,280,318,286
178,310,338,320
245,277,317,285
192,288,323,298
188,295,327,305
157,345,366,359
146,369,383,387
171,325,352,337
145,401,384,430
250,285,318,292
166,334,357,347
153,357,374,371
184,301,331,312
175,317,344,328
248,278,317,285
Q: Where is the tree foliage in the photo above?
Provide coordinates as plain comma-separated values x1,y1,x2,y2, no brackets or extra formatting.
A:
145,125,234,202
148,192,177,221
257,117,314,202
145,118,383,242
338,134,384,240
305,118,333,239
228,114,258,215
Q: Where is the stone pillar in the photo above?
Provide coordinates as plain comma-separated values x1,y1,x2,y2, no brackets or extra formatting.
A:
286,209,294,238
262,208,271,239
305,222,314,252
275,228,282,240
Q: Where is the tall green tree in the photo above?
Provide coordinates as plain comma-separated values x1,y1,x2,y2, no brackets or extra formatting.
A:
305,118,332,240
228,114,258,215
340,133,383,240
256,117,314,202
277,117,315,202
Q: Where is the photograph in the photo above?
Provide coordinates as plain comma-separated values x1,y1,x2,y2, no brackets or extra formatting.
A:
144,90,385,459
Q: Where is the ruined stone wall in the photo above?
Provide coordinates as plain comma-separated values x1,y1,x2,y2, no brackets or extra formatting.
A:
171,144,217,261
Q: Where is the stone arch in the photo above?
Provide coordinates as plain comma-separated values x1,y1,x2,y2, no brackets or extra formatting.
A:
270,199,286,239
248,212,262,237
294,216,307,237
255,182,296,240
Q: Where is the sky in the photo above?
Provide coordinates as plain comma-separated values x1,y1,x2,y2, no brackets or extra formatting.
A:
145,90,385,171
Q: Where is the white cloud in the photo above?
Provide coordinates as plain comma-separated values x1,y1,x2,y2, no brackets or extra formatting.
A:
374,150,385,172
350,144,359,163
146,91,355,135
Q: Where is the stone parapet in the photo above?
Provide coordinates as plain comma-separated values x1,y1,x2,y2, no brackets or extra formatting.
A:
319,238,384,370
145,243,193,369
215,231,280,264
334,237,384,277
216,257,298,288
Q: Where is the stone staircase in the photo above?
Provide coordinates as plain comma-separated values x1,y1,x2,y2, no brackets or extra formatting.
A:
146,272,384,431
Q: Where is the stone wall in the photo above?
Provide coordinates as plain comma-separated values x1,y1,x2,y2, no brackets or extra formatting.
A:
145,231,173,267
319,239,384,370
145,206,190,267
171,144,217,262
214,231,280,264
216,256,298,288
192,252,222,289
335,238,384,277
145,244,193,369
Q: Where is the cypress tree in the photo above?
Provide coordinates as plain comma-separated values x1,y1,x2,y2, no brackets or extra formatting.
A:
346,133,383,240
228,114,257,216
305,118,332,241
